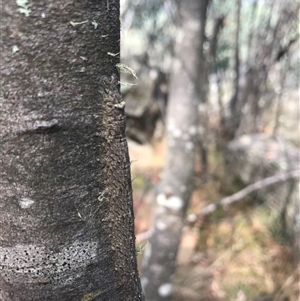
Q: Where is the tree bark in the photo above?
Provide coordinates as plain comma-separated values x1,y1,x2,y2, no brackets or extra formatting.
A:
0,1,143,300
141,1,202,300
227,0,241,139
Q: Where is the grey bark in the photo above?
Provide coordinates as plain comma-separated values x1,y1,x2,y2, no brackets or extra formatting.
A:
246,0,257,64
227,0,241,138
197,0,210,175
0,1,143,300
141,1,202,300
273,58,289,136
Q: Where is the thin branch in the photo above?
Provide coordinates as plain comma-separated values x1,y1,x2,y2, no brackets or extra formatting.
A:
188,169,300,221
137,169,300,242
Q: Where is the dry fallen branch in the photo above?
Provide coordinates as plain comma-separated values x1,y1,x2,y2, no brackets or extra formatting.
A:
188,169,300,222
136,169,300,242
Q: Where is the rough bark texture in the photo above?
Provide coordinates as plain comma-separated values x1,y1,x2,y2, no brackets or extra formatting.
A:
141,1,201,300
0,1,143,300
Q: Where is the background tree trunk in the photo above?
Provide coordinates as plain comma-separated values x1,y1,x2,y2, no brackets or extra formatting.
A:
197,0,210,175
0,1,143,300
227,0,241,139
224,0,299,140
141,1,203,300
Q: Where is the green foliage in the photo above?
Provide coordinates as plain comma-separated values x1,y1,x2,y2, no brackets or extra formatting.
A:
81,290,102,301
136,240,148,255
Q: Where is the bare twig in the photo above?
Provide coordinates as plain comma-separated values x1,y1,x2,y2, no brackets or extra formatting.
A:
188,169,300,222
136,169,300,242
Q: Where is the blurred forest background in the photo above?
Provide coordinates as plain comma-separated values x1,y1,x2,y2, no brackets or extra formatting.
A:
120,0,299,300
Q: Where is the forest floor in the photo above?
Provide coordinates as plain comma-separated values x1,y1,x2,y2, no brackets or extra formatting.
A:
128,139,299,301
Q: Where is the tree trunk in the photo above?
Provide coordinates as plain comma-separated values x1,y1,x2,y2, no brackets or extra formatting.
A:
0,1,143,300
141,1,202,300
227,0,241,139
197,0,210,175
225,0,298,140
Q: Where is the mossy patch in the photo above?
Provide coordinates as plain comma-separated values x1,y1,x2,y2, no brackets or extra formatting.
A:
81,290,102,301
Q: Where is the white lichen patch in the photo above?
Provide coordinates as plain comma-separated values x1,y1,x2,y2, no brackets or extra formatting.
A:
0,240,99,286
185,141,194,151
180,185,186,193
198,103,205,113
188,126,197,136
151,263,164,275
140,277,149,289
156,193,167,206
33,119,59,130
17,0,31,17
278,161,288,170
239,135,252,145
173,128,182,138
18,197,34,209
167,118,175,131
198,126,204,135
12,45,19,53
156,194,184,211
158,283,173,297
114,101,126,109
168,195,184,210
156,220,168,231
143,242,152,260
